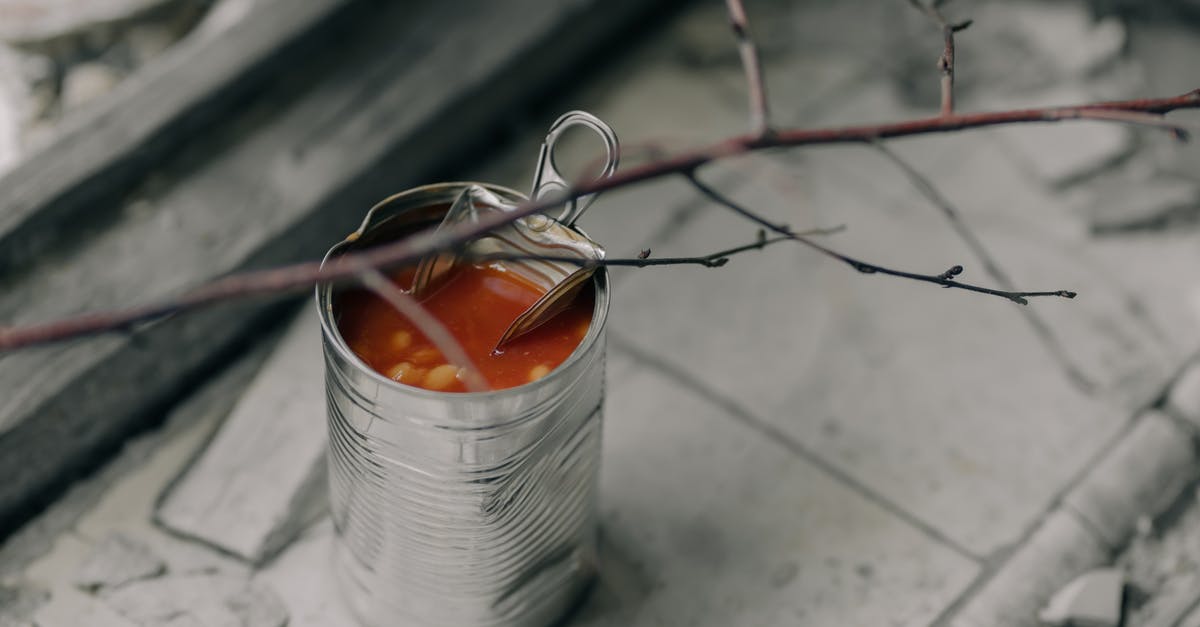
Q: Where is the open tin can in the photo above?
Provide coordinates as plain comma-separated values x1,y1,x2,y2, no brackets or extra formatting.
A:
315,113,616,627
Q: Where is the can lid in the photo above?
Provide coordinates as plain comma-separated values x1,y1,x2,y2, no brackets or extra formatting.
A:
410,111,619,349
410,184,605,348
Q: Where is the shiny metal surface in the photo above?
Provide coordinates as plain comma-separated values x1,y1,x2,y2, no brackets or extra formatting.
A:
316,183,608,627
530,110,619,226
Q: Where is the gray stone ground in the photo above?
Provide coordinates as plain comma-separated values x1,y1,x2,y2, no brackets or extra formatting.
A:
4,0,1200,625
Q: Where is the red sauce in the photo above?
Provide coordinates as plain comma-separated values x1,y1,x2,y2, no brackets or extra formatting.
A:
335,263,593,392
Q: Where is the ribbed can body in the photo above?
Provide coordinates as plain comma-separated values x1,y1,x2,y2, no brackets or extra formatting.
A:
315,183,607,627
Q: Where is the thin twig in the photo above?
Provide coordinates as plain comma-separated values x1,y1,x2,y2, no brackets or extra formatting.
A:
870,141,1096,391
906,0,970,116
357,267,489,393
1073,108,1193,140
684,171,1076,304
1,90,1198,351
725,0,771,135
468,225,843,268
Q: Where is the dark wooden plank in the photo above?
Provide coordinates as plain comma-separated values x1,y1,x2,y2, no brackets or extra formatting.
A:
0,0,358,273
0,0,669,536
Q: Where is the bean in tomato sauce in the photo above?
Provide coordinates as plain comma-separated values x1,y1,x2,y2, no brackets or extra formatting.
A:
335,262,593,392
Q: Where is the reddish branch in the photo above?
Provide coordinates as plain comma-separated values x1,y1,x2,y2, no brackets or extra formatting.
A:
1,90,1199,351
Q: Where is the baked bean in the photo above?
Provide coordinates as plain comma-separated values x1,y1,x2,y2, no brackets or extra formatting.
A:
424,364,460,390
390,330,413,351
335,263,595,391
528,364,551,382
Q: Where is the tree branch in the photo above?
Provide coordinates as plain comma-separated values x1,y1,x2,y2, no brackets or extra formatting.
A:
684,171,1076,304
870,141,1096,391
725,0,771,135
467,225,842,268
906,0,971,116
1,89,1197,351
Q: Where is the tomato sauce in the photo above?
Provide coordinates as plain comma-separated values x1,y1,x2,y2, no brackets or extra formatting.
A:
334,263,593,392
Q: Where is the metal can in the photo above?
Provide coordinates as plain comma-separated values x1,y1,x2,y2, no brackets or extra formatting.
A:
315,182,609,627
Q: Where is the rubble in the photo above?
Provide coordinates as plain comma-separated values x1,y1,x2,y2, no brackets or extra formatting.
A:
1038,568,1125,627
60,62,124,111
0,0,185,46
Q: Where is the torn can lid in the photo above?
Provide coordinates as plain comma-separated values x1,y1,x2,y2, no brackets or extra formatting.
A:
410,111,619,349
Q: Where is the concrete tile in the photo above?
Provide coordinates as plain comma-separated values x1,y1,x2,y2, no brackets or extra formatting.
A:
1064,411,1199,549
1166,359,1200,429
253,519,357,627
606,145,1138,557
157,308,327,565
568,352,979,626
73,356,258,577
23,534,136,627
73,532,166,592
950,510,1109,627
884,132,1188,405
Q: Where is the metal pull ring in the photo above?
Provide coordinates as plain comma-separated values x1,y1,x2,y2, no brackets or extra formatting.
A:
530,110,619,226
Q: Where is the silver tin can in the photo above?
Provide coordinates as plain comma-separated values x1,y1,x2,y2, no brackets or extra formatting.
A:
315,182,608,627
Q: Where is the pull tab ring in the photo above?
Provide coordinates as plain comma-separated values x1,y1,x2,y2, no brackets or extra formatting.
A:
530,111,619,226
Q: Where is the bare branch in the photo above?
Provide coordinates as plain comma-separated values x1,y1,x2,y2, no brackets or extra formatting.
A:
906,0,970,115
468,225,842,268
1,89,1197,351
725,0,771,135
1073,108,1193,140
684,171,1076,304
870,141,1096,391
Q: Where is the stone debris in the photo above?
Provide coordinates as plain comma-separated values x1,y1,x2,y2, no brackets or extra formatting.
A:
60,62,124,112
156,309,328,565
0,0,183,46
103,573,288,627
1038,568,1125,627
0,45,35,175
73,532,166,592
0,0,206,173
1119,488,1200,626
1132,575,1200,627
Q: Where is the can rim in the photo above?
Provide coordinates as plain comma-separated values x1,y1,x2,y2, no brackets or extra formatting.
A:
314,181,610,401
